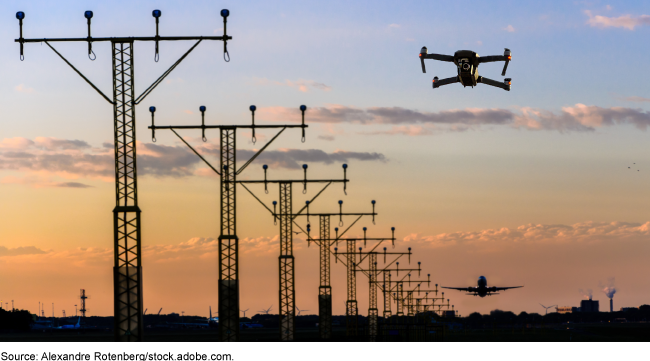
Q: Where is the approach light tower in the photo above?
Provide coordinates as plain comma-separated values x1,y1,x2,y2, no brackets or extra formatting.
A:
15,9,232,342
298,201,382,340
80,289,88,318
150,105,315,342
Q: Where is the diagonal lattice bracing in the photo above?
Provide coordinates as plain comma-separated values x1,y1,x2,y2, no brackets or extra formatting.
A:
112,41,142,342
383,271,392,319
368,253,378,341
346,239,358,337
279,182,295,341
219,128,239,341
318,215,332,339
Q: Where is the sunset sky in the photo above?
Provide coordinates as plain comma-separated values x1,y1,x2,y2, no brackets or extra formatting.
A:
2,0,650,319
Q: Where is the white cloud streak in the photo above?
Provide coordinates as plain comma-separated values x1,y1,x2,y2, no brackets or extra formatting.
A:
585,10,650,30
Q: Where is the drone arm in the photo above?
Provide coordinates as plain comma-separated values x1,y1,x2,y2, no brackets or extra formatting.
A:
478,76,511,91
479,49,512,75
422,54,455,62
478,55,508,63
432,76,459,89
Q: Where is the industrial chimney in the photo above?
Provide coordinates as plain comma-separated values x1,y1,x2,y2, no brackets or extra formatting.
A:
610,298,613,313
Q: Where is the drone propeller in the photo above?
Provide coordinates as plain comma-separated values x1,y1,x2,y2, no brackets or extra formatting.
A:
501,48,511,76
420,46,427,73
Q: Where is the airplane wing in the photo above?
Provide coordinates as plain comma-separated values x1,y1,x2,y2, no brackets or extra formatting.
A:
492,286,523,292
441,286,474,292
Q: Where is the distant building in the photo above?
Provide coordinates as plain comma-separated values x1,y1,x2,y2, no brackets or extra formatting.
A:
620,307,638,312
572,307,581,313
580,299,599,312
442,310,456,318
557,307,573,314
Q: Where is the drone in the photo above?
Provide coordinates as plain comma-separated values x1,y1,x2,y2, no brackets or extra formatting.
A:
419,47,512,91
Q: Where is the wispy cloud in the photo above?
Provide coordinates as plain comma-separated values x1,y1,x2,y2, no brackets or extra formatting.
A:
0,246,48,257
404,221,650,247
585,10,650,30
0,176,93,189
503,25,515,32
259,104,650,134
15,84,34,94
254,78,332,93
201,146,386,170
617,96,650,103
0,137,386,185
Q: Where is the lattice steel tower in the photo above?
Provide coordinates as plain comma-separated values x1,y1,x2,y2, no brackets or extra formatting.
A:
15,9,232,341
318,215,332,339
80,289,88,318
150,105,314,341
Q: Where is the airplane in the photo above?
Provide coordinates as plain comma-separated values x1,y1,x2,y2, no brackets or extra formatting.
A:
58,317,81,329
442,276,522,297
209,306,218,328
419,47,512,91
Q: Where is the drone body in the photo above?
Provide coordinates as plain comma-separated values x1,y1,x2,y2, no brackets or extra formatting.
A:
419,47,512,91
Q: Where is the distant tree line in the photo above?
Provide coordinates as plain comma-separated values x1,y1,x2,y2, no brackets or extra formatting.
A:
461,305,650,328
0,309,34,331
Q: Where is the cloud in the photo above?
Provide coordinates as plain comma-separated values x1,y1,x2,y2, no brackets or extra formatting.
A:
0,246,48,257
388,23,400,28
139,236,285,263
585,10,650,30
55,182,93,188
15,84,34,94
0,176,93,189
34,137,90,150
225,148,386,170
184,110,194,115
0,137,386,184
406,221,650,247
360,125,436,136
260,104,650,133
618,96,650,103
317,135,336,141
254,78,332,92
503,25,515,32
